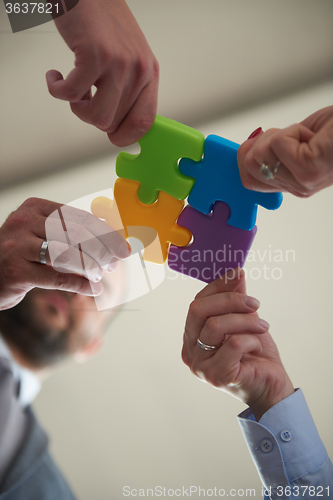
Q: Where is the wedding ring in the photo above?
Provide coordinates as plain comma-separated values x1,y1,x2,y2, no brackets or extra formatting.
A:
197,338,221,351
40,240,49,265
260,162,280,180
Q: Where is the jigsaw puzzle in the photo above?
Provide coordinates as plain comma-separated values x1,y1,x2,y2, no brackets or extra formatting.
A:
91,115,282,283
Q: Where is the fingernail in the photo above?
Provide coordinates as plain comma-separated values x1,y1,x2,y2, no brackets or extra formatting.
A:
258,319,270,330
108,259,118,272
247,127,262,140
90,282,103,296
243,295,260,309
90,272,103,283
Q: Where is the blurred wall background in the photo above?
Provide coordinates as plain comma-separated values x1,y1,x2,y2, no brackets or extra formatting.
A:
1,1,333,498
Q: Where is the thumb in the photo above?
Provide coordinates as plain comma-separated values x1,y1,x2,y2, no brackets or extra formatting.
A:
46,70,67,100
46,68,93,102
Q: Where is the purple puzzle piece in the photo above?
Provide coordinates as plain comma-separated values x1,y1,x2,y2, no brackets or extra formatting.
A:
168,202,257,283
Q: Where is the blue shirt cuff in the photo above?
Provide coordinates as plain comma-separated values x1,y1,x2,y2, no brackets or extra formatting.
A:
237,389,329,489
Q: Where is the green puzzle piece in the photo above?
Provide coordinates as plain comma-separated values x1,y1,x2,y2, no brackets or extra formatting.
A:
116,115,205,205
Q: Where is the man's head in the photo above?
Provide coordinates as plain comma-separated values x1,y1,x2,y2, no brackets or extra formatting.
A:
0,288,115,371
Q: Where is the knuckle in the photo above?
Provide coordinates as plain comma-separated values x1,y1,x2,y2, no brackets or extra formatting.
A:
0,254,19,284
293,167,320,195
92,112,113,131
16,212,30,227
65,207,89,226
224,291,236,306
252,141,266,161
4,211,29,231
188,299,202,321
23,197,52,215
189,360,199,377
265,127,279,136
21,197,39,208
239,169,257,190
65,87,83,102
1,237,25,272
103,51,131,79
269,128,285,147
131,113,155,137
227,335,243,351
59,83,82,102
293,190,312,198
238,151,259,190
181,346,190,367
2,238,20,257
134,55,159,85
76,278,91,295
262,128,280,143
47,84,58,98
9,264,22,284
135,55,149,76
54,271,88,294
151,58,160,81
237,143,250,171
205,316,219,335
77,41,98,66
55,272,70,289
205,369,221,388
94,43,111,66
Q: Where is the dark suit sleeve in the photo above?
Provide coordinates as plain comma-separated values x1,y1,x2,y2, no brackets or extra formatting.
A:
0,358,77,500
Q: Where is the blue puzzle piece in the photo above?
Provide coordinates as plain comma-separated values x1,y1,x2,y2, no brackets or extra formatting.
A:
179,135,283,230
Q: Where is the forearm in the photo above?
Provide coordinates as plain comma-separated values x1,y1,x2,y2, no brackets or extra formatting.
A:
53,0,136,40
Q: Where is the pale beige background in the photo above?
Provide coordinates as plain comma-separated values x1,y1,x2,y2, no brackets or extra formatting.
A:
0,1,333,499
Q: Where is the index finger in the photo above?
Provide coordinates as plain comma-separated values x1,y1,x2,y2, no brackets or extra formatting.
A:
46,205,131,261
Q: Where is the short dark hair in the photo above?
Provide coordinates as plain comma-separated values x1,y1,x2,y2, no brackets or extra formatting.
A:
0,294,71,369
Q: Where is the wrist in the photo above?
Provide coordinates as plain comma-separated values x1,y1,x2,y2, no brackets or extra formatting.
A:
248,377,295,421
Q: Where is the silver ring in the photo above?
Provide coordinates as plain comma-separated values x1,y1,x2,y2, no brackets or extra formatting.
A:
260,162,280,180
40,240,49,265
197,338,220,351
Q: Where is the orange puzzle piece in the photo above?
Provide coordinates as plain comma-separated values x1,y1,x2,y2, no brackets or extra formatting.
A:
91,178,192,264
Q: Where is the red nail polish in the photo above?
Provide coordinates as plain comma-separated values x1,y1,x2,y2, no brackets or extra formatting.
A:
247,127,262,140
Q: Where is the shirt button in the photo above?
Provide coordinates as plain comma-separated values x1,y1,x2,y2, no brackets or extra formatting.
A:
260,439,273,453
280,430,292,442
